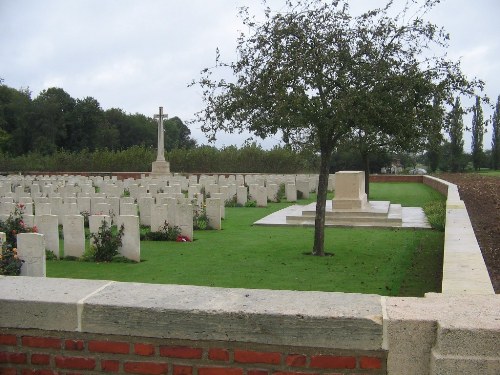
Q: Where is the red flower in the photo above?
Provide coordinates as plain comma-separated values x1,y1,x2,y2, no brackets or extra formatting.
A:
176,235,191,242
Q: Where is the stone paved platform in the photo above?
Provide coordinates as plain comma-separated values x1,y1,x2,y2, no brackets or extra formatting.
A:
254,201,431,228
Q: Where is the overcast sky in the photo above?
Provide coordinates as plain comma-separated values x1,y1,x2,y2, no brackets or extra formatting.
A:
1,0,499,151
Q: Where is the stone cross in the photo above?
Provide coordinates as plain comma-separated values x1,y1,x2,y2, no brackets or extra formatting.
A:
154,106,167,162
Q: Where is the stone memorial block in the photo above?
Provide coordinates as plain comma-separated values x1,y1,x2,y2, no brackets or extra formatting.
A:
219,186,230,201
148,184,159,196
267,184,279,202
207,184,219,197
237,186,248,206
35,202,52,216
188,175,198,185
80,184,95,195
227,184,237,200
256,186,268,207
21,214,35,228
94,202,112,216
116,215,140,262
120,203,138,216
107,196,120,217
0,231,5,245
19,202,34,215
63,215,85,258
64,202,80,216
77,196,91,214
150,204,169,232
236,175,245,186
17,233,46,277
296,180,310,199
206,198,221,230
165,198,178,226
248,184,259,201
34,214,59,258
286,183,297,202
176,204,193,240
91,197,106,214
187,185,200,199
138,196,154,226
120,197,135,209
0,202,16,216
128,184,139,198
328,174,336,191
1,197,14,203
332,171,368,209
211,193,225,219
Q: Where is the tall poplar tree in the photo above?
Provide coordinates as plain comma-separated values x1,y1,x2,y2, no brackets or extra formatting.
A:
471,96,484,170
492,95,500,170
448,97,465,172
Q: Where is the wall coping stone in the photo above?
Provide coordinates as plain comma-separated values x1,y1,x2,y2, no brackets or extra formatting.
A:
0,276,383,350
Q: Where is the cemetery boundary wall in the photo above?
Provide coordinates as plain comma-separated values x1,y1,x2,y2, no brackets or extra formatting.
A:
1,174,499,374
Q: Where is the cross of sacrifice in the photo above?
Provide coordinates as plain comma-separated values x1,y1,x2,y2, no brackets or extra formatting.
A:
154,106,168,162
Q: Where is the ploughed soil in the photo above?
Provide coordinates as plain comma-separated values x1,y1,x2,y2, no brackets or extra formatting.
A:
438,173,500,293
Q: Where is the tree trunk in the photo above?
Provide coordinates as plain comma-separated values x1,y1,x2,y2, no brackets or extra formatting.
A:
361,151,370,198
312,149,331,256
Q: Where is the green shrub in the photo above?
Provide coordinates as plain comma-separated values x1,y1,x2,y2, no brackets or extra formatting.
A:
423,200,446,231
0,204,38,248
0,243,23,275
88,221,125,262
193,209,210,230
143,221,181,241
244,200,257,207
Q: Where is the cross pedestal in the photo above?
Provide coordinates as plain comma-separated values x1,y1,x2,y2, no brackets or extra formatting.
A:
151,106,170,177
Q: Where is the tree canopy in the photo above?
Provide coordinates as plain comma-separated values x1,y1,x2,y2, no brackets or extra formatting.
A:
192,0,483,255
0,84,196,156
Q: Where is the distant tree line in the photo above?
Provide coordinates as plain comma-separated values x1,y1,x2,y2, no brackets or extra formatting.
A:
0,81,196,156
0,143,319,173
425,95,500,172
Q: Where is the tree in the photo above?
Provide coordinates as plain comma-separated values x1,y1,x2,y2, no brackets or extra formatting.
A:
492,95,500,170
164,116,197,151
31,87,76,154
69,97,104,151
426,97,444,172
191,0,482,256
0,85,32,155
471,96,485,170
447,97,465,172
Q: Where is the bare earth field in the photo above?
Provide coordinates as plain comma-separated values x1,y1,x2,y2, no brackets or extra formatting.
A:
439,173,500,293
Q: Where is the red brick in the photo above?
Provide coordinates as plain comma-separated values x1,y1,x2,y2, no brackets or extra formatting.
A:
273,372,318,375
159,346,202,359
134,343,155,356
88,340,129,354
65,340,85,351
0,351,27,364
234,350,281,365
285,354,307,367
123,361,168,374
309,355,356,369
101,359,120,372
360,356,383,369
173,365,193,375
22,371,57,375
54,355,96,370
31,353,50,365
208,348,230,362
22,336,61,349
198,368,243,375
1,368,17,375
248,370,269,375
0,334,17,346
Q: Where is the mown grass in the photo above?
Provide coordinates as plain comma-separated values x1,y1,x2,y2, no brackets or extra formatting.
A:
47,182,445,296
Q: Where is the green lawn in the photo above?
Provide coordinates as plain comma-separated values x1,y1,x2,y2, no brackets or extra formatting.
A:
47,182,445,296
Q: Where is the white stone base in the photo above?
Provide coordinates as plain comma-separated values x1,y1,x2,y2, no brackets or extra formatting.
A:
150,160,170,177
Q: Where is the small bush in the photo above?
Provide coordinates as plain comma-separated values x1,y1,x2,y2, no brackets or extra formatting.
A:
45,249,57,260
89,221,125,262
143,221,181,241
244,200,257,207
225,195,242,207
0,204,38,248
0,243,24,275
193,208,210,230
423,200,446,231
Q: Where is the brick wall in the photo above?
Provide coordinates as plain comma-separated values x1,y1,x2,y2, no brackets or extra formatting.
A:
0,330,386,375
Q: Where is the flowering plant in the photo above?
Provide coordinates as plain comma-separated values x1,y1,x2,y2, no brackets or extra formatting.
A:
0,204,38,248
0,243,23,276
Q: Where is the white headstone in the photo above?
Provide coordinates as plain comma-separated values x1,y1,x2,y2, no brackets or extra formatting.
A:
206,198,221,230
63,215,85,258
256,186,268,207
237,186,248,206
176,204,193,240
34,214,59,258
17,233,46,277
117,215,140,262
